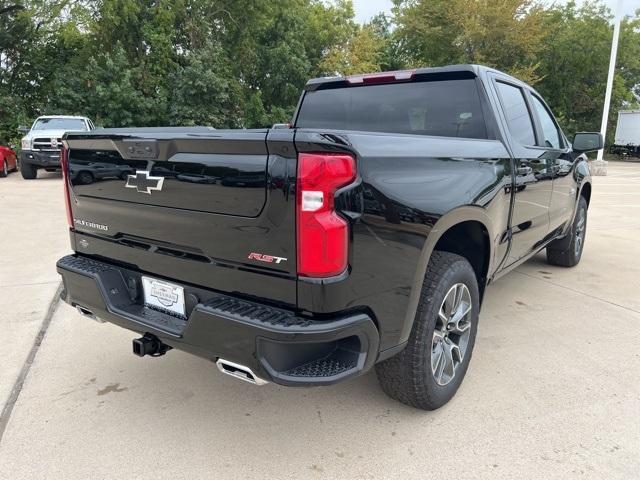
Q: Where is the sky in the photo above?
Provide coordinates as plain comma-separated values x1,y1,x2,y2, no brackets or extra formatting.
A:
352,0,392,24
352,0,640,24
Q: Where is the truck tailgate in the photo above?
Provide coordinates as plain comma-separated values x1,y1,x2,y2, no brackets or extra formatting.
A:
64,128,297,307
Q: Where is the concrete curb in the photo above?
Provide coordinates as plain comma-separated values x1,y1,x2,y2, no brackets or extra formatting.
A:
0,282,63,443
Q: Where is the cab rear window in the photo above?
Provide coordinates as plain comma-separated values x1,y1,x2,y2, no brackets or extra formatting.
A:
295,79,488,139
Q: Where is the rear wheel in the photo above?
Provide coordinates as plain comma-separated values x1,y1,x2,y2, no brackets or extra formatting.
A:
77,171,94,185
0,159,7,178
376,251,479,410
547,196,588,267
20,160,38,179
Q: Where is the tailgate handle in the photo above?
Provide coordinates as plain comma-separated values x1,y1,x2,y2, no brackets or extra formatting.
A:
122,139,158,159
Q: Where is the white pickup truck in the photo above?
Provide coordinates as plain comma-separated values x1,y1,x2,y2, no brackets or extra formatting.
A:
19,115,94,179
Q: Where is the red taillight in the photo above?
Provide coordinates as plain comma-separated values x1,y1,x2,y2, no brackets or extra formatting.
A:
297,153,356,278
60,146,73,228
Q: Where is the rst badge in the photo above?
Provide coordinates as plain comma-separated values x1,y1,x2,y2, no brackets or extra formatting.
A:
248,252,287,264
126,170,165,194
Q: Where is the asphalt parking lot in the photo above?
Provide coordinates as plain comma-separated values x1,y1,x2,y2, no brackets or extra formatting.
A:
1,163,639,479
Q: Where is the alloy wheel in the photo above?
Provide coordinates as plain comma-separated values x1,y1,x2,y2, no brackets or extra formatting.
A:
431,283,473,386
574,207,586,257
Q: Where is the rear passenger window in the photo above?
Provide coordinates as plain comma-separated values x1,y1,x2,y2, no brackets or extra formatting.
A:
531,95,561,149
296,79,488,139
496,82,535,146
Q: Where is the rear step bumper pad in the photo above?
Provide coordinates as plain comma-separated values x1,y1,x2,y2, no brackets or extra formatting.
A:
56,254,379,386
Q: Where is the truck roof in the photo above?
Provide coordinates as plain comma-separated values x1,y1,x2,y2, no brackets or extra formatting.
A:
36,115,90,119
304,64,521,91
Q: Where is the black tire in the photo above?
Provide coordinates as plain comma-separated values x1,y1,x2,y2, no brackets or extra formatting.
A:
546,196,588,267
20,160,37,179
0,159,7,178
376,251,480,410
77,171,94,185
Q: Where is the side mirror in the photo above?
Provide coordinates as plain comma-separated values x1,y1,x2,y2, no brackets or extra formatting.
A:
17,125,29,134
572,132,603,153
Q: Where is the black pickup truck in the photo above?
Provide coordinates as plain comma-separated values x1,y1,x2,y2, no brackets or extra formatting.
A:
56,65,603,410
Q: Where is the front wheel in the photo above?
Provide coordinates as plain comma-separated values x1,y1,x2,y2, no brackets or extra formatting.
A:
20,160,38,179
376,251,479,410
547,196,588,267
0,159,7,178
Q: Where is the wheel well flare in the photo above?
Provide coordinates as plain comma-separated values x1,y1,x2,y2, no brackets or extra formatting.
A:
433,221,490,297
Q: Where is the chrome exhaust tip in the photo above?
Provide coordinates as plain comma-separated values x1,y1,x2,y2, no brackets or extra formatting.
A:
75,305,105,323
216,359,268,386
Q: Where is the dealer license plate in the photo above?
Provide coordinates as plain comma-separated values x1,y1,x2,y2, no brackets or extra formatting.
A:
142,276,186,317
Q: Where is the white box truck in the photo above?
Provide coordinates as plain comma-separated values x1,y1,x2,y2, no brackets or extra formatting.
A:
611,110,640,157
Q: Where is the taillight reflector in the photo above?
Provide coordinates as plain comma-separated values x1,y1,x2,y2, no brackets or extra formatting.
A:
297,153,356,278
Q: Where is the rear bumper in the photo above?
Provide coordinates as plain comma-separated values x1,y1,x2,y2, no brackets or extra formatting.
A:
56,254,380,386
20,150,61,167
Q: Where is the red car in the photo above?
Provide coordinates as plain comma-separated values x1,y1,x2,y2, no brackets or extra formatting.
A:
0,140,18,177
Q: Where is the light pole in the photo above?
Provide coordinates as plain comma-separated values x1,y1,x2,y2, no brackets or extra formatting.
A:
593,0,624,175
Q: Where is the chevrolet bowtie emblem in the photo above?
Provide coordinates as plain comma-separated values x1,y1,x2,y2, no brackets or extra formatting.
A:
125,170,165,194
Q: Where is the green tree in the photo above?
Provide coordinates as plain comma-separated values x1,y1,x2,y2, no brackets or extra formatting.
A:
2,0,362,136
320,24,385,75
1,1,77,143
214,0,358,125
2,0,637,148
535,2,640,137
169,41,242,128
393,0,547,83
369,13,408,71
